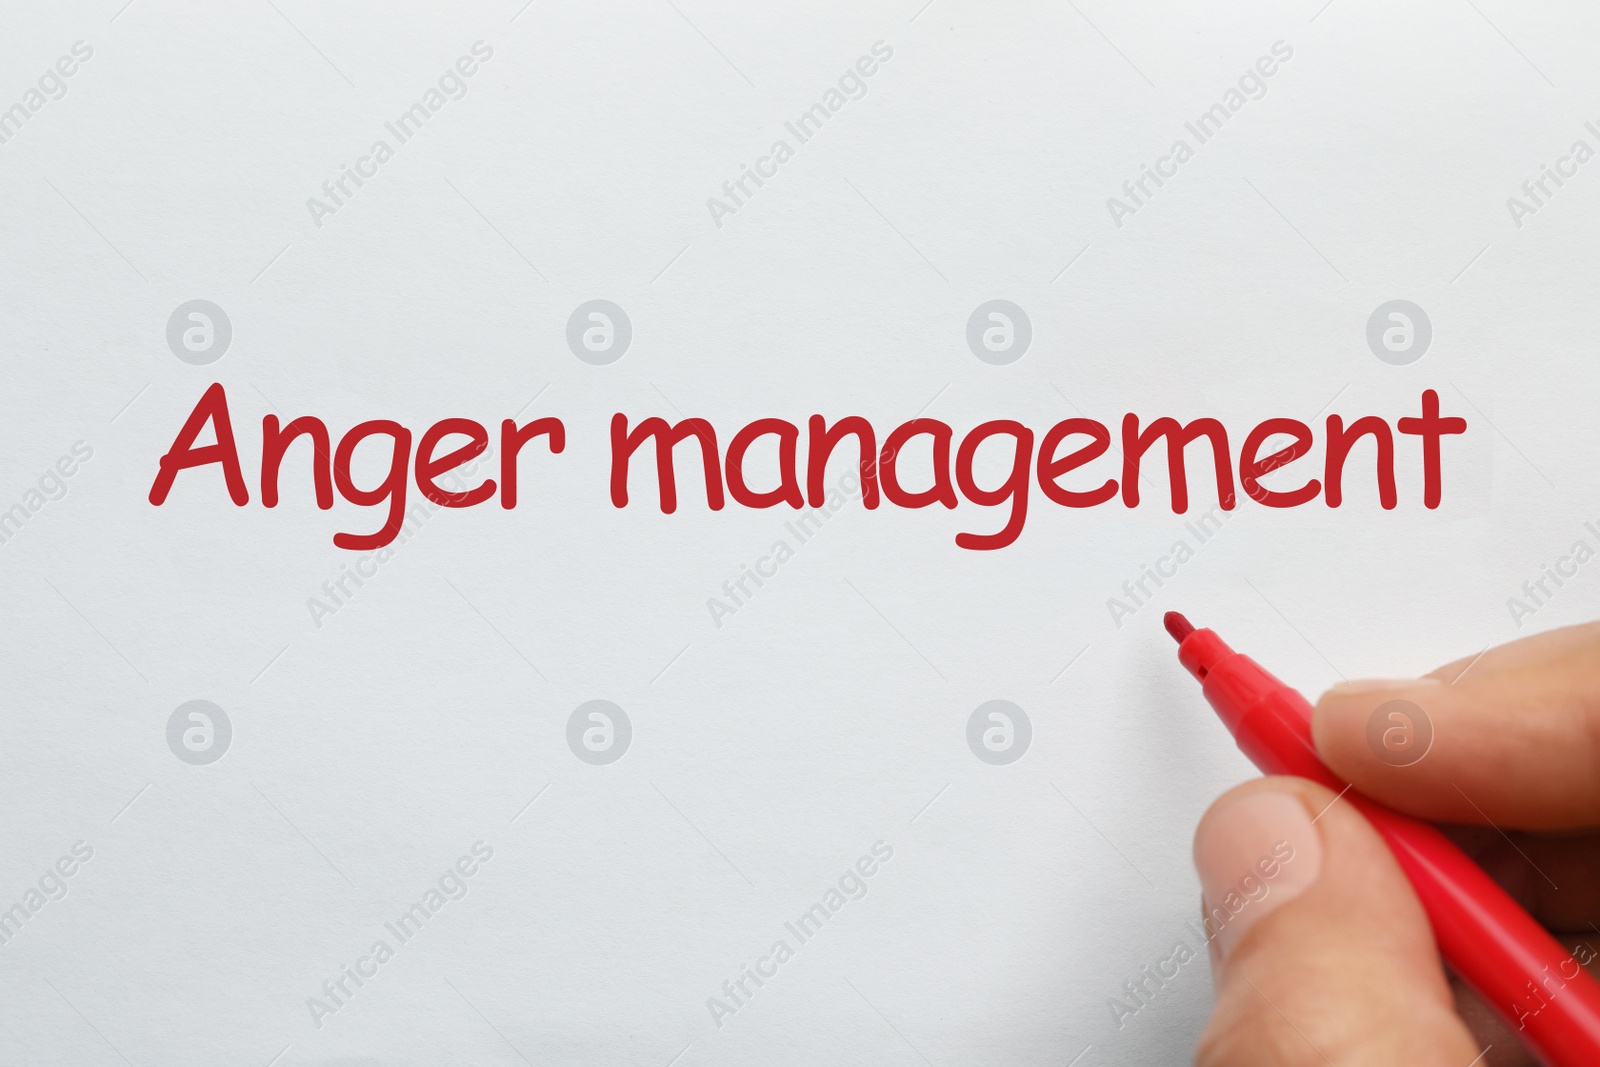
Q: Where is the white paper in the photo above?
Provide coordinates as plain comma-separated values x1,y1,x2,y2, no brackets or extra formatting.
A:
1,0,1595,1063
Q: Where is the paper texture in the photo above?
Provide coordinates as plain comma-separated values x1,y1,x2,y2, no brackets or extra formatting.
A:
1,1,1594,1063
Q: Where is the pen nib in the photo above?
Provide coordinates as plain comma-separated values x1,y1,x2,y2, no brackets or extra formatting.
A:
1163,611,1195,643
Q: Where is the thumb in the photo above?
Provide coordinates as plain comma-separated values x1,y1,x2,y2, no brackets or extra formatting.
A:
1193,777,1480,1067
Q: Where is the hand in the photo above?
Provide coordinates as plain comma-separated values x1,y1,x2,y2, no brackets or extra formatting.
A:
1191,621,1600,1066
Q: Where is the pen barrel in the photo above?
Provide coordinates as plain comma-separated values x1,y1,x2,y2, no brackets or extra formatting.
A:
1355,798,1600,1067
1207,661,1342,790
1221,672,1600,1066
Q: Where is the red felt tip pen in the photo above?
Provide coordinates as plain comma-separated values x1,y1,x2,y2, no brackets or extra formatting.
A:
1165,611,1600,1067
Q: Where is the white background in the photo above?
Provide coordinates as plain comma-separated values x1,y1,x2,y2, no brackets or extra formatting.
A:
1,0,1597,1064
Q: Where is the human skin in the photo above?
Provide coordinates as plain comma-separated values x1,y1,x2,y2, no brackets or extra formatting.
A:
1192,620,1600,1066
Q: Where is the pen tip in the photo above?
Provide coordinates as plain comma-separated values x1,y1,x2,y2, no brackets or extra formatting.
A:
1163,611,1195,643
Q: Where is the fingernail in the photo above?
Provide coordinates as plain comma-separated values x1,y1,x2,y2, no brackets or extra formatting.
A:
1192,792,1322,958
1315,679,1442,767
1325,677,1440,697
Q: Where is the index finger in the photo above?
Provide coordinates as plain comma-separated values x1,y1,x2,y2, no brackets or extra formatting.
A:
1310,620,1600,831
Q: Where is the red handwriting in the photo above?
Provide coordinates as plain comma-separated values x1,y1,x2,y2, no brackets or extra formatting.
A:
149,385,1466,551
